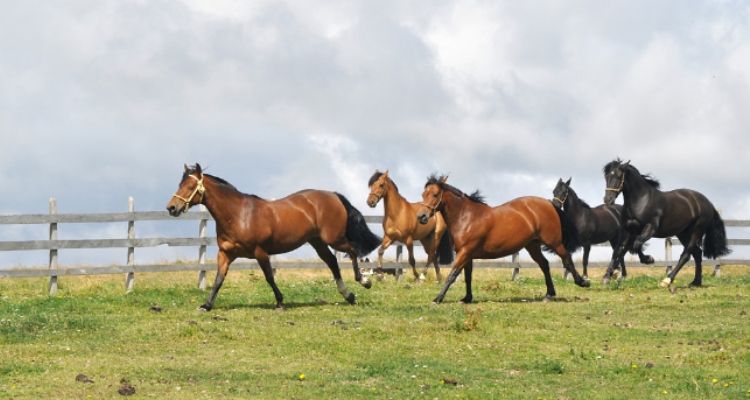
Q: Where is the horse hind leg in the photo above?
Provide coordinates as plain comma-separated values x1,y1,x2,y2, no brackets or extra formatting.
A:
310,238,356,304
331,240,372,289
526,241,556,300
660,232,701,288
419,236,437,282
547,242,590,289
689,245,703,287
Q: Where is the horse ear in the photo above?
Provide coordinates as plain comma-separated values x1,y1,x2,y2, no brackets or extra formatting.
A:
375,169,380,173
383,170,389,177
566,177,571,186
184,164,189,172
440,175,449,183
623,160,631,168
195,163,203,175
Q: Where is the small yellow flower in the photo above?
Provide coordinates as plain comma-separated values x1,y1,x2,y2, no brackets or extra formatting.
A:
298,374,305,380
632,364,637,369
713,378,718,383
191,299,196,303
724,383,729,387
663,390,668,394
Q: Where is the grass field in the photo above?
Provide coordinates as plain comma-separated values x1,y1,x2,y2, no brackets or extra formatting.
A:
1,265,749,399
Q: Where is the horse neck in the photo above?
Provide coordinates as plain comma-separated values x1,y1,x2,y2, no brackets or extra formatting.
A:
440,190,476,230
381,182,409,218
565,188,588,216
200,177,247,225
622,170,657,205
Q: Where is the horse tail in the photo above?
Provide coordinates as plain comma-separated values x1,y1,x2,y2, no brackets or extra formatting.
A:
703,208,731,259
544,203,582,254
334,192,382,258
436,230,454,265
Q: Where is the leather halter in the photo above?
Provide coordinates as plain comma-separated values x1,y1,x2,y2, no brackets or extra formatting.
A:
552,188,568,207
420,190,443,216
172,174,205,213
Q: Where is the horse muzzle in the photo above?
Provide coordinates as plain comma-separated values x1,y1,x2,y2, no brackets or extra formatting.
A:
167,204,184,217
416,211,430,225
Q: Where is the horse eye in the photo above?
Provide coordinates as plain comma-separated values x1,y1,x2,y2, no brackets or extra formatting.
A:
188,186,195,190
433,193,438,197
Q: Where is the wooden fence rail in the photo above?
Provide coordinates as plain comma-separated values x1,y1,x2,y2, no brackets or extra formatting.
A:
1,198,749,294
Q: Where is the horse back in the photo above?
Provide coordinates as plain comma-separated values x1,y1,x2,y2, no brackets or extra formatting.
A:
474,196,558,256
656,189,715,236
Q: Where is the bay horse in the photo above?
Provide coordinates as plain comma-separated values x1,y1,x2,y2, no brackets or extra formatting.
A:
552,177,654,279
166,164,381,311
367,170,454,282
601,159,731,287
416,174,590,304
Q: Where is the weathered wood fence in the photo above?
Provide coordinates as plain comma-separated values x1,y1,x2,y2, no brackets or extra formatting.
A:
1,198,749,294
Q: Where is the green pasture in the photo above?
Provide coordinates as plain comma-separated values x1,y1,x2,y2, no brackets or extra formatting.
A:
1,265,749,399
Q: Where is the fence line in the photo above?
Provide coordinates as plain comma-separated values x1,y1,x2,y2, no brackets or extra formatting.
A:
1,197,749,294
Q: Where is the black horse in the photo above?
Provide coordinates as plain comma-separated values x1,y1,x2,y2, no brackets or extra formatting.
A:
601,159,731,287
552,178,654,279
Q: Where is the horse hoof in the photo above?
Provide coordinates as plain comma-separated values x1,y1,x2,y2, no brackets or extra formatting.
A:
659,278,671,288
643,256,655,264
346,293,356,305
196,304,211,312
362,279,372,290
689,281,702,288
542,295,555,302
430,301,438,306
376,274,385,281
602,277,610,286
460,297,473,304
579,280,591,288
275,306,286,311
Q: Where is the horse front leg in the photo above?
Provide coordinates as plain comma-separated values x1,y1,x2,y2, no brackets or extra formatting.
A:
405,239,420,281
603,230,631,285
582,244,591,280
376,236,393,281
199,250,235,312
432,251,470,304
256,253,285,310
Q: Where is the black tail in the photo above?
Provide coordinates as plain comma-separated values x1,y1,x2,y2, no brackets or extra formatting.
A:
703,209,731,259
544,203,583,254
437,230,454,265
335,193,381,258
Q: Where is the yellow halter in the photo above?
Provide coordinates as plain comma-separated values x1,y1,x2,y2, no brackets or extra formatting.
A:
553,189,568,207
420,190,443,215
172,174,205,213
606,173,625,194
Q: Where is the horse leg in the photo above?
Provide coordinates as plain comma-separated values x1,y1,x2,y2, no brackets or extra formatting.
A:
199,250,234,312
460,260,474,304
582,244,591,280
310,238,356,305
603,231,631,285
419,236,437,282
376,236,393,281
660,232,699,288
256,253,285,310
689,245,704,287
432,251,470,304
632,222,657,257
526,241,556,300
405,239,420,281
331,241,372,289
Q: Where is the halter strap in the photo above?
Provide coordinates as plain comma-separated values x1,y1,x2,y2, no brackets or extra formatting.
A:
172,174,205,213
552,189,568,207
420,191,443,214
606,173,625,193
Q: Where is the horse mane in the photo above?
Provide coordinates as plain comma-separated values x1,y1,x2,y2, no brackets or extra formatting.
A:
184,165,264,199
367,171,398,191
603,159,661,190
425,173,487,205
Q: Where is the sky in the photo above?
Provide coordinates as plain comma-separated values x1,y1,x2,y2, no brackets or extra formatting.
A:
1,0,750,268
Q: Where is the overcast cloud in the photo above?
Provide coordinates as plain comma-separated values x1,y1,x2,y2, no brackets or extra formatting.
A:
2,1,750,267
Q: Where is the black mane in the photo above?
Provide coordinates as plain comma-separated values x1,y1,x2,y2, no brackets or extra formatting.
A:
568,187,591,209
367,171,398,191
425,173,486,205
603,159,661,190
183,165,264,199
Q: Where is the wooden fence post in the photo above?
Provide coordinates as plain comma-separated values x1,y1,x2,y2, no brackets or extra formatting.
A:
511,252,520,281
395,245,403,281
713,208,722,277
48,198,58,295
198,204,207,289
665,238,672,275
126,197,135,293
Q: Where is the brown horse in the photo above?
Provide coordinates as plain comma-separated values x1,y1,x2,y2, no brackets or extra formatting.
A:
416,174,590,304
166,164,381,311
367,170,454,282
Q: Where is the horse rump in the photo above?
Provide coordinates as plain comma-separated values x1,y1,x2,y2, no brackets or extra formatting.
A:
334,192,382,258
703,209,731,259
544,203,583,254
437,230,454,265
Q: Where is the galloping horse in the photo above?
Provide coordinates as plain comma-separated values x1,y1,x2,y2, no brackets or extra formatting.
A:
166,164,381,311
367,170,453,282
416,174,590,304
602,159,730,287
552,178,654,279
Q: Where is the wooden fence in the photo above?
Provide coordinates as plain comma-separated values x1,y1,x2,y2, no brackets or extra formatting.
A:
1,198,749,294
